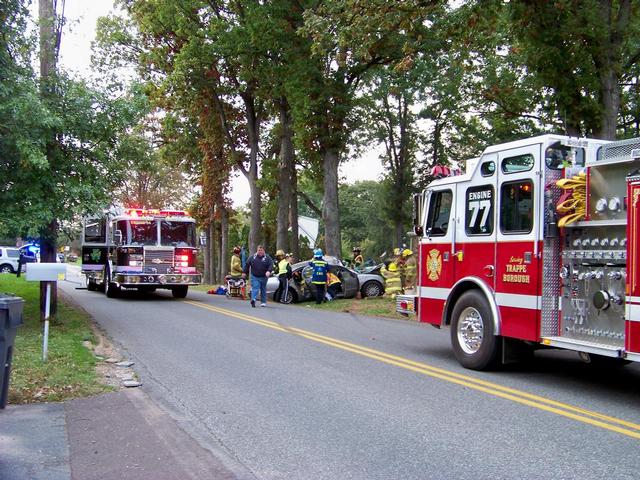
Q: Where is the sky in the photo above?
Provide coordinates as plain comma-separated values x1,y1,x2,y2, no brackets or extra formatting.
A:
54,0,385,208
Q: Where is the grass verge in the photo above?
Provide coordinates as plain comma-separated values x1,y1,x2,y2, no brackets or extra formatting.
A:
1,274,110,404
303,295,414,320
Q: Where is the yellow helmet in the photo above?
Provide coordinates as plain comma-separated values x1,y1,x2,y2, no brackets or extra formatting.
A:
393,248,401,256
388,262,398,272
402,249,413,257
275,249,285,258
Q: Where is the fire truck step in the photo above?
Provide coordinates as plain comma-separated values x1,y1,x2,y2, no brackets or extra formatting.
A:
541,336,623,358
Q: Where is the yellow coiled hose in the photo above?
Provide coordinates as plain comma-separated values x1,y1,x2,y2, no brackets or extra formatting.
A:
556,172,587,227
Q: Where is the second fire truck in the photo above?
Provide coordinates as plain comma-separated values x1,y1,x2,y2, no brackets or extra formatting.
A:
81,208,202,298
398,134,640,370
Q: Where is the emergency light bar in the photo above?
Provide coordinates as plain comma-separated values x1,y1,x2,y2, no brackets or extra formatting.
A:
124,208,190,217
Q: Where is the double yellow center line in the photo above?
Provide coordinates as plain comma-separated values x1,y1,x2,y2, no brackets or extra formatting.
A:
184,299,640,440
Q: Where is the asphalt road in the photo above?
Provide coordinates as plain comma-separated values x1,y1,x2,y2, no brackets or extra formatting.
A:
59,268,640,480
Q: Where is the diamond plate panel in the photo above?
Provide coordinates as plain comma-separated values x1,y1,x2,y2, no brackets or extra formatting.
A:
541,168,562,337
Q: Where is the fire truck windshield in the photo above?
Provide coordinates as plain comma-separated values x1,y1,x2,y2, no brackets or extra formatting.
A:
160,221,196,247
125,220,157,246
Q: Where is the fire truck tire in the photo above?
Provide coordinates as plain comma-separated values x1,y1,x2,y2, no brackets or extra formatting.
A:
105,280,121,298
104,266,120,298
87,279,97,291
172,286,188,298
450,290,501,370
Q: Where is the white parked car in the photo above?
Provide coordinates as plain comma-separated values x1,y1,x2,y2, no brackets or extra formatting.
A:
0,246,21,273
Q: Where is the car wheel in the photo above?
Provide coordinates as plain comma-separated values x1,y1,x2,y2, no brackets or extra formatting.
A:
450,290,501,370
0,264,14,274
361,280,383,298
172,286,188,298
280,288,297,304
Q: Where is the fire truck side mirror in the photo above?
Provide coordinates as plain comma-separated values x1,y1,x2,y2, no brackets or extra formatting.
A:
199,232,207,246
413,193,423,237
114,230,123,246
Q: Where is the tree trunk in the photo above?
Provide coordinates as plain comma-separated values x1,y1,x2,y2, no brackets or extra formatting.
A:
244,93,262,254
290,166,300,261
219,205,229,280
276,99,293,252
598,69,620,140
208,221,216,284
322,147,341,257
203,223,211,284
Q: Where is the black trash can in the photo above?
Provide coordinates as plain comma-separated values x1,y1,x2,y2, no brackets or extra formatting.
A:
0,294,24,409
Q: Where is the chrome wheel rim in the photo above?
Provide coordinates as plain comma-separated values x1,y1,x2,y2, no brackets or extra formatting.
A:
364,283,381,297
457,306,484,354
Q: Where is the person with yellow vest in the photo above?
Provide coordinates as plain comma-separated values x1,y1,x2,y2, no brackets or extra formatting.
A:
402,249,417,292
381,262,402,297
274,249,291,303
325,271,342,301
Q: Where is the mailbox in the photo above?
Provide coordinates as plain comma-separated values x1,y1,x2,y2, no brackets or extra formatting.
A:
25,263,67,282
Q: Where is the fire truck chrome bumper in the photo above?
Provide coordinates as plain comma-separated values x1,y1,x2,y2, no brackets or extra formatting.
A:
114,273,201,286
82,270,104,281
396,295,416,315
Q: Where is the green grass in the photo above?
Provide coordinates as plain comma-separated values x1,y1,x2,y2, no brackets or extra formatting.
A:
301,295,414,321
0,275,110,404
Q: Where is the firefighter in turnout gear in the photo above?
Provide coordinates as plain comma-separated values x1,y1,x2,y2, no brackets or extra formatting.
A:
402,249,417,292
381,262,402,297
352,247,364,270
309,249,328,304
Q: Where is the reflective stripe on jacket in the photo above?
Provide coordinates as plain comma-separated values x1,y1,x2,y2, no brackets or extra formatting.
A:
309,259,328,284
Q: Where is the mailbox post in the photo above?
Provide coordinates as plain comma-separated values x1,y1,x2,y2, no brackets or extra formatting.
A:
25,263,67,361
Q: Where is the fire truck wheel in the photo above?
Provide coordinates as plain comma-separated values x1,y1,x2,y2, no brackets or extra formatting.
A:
87,279,97,291
450,290,501,370
172,286,188,298
105,280,121,298
104,268,121,298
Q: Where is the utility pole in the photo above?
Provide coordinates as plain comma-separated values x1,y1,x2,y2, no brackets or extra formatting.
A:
38,0,60,319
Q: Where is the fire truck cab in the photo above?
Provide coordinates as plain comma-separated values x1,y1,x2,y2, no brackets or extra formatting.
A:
81,208,202,298
397,134,640,370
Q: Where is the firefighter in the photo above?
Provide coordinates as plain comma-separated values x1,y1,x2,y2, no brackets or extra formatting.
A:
230,246,243,277
394,247,406,288
326,270,342,301
352,247,364,270
402,249,417,292
309,248,328,304
274,249,291,303
381,262,402,297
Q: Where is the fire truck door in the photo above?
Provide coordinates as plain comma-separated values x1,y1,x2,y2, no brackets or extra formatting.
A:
419,186,456,325
495,145,541,341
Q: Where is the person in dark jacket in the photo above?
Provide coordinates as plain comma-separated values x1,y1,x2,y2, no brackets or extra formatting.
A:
309,248,328,304
242,245,273,307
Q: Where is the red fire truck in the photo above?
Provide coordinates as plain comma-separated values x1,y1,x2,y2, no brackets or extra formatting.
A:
397,134,640,370
81,208,202,298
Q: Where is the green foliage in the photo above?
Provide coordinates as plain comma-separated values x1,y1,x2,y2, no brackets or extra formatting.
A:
339,181,396,261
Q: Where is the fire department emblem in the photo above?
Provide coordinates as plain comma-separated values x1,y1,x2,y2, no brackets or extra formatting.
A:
426,249,442,281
